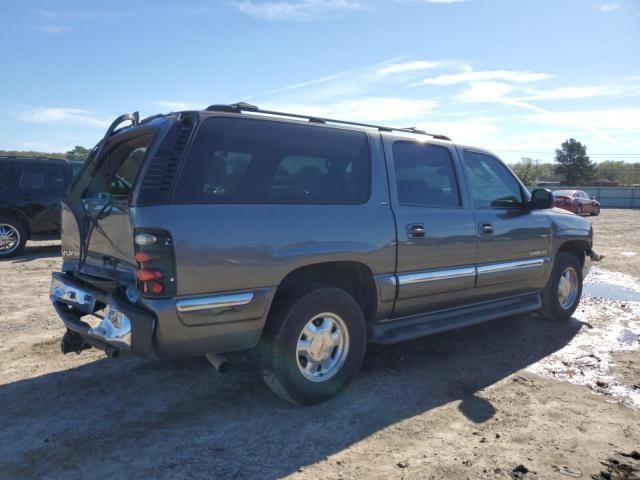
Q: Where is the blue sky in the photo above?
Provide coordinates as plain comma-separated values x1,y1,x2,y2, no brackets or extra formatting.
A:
1,0,639,164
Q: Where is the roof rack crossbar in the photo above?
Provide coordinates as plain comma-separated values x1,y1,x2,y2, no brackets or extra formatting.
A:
206,103,451,141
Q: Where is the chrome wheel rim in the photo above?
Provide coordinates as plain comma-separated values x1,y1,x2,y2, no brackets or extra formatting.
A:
296,312,350,382
558,267,578,310
0,223,20,254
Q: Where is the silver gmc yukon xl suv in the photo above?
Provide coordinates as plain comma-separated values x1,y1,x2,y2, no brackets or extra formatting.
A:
50,103,601,404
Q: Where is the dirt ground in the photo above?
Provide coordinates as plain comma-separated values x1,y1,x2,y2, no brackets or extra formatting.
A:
1,210,639,480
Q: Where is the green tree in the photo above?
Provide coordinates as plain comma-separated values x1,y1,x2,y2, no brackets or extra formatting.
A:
66,146,91,162
511,157,541,185
554,138,596,185
0,149,65,159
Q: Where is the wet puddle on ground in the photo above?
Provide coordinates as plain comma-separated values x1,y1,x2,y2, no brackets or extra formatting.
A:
583,282,640,302
529,267,640,408
619,328,640,346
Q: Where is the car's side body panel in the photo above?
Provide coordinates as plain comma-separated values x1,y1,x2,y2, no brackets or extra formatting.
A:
51,109,596,362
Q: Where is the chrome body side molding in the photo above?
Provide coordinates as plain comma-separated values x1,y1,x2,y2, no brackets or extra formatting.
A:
476,257,546,275
397,266,476,286
176,292,254,313
396,257,548,288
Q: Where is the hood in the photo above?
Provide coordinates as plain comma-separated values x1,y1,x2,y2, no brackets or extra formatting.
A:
548,207,592,236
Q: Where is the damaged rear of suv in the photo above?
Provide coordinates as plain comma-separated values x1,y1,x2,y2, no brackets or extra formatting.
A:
51,104,601,404
51,111,196,359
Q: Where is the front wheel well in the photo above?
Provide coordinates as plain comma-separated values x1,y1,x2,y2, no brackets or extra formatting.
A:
557,240,590,266
270,261,378,325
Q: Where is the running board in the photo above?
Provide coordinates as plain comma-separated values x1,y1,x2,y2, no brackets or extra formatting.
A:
371,292,542,344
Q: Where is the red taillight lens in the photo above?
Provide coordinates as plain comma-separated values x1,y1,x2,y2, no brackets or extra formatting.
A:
134,229,176,298
135,252,156,263
137,268,163,282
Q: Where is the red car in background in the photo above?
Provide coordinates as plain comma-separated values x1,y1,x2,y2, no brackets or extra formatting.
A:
553,190,600,216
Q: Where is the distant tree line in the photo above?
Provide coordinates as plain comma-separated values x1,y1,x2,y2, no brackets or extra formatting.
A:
509,139,640,186
2,139,638,186
0,146,91,162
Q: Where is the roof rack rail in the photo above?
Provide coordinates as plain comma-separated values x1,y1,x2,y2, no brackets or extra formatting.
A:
205,103,451,141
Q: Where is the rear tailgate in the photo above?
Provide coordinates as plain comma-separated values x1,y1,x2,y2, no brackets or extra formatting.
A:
60,115,174,282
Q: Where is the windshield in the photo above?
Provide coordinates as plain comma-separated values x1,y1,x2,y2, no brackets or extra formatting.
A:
553,190,574,197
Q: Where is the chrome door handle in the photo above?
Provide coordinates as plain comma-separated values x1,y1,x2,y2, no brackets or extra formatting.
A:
407,224,426,238
479,223,494,234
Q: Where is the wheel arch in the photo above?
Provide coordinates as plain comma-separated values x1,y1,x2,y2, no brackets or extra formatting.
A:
269,261,378,326
557,239,590,267
0,208,30,238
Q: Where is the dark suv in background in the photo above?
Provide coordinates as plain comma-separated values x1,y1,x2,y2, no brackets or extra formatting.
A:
0,156,82,258
50,104,601,404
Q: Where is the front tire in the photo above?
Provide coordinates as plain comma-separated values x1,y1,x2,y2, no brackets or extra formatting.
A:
540,252,583,321
591,206,600,216
257,284,366,405
0,218,27,259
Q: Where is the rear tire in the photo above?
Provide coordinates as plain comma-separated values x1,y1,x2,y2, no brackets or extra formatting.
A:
540,252,583,321
257,284,366,405
0,217,27,259
576,205,583,215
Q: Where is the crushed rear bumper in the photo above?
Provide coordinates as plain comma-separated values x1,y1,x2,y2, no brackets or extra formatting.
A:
50,272,156,357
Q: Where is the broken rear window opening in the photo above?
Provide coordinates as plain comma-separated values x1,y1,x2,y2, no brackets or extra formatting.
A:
85,132,155,200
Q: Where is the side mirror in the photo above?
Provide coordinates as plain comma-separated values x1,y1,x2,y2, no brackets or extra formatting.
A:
530,188,554,210
591,195,596,200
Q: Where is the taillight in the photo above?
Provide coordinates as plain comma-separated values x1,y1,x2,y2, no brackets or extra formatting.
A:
136,269,163,282
134,229,176,297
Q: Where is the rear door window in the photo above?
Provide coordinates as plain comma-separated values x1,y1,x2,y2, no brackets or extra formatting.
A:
462,151,523,208
173,117,371,205
392,142,460,207
20,164,66,195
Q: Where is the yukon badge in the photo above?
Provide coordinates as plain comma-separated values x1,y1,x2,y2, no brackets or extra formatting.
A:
62,249,80,257
528,249,548,257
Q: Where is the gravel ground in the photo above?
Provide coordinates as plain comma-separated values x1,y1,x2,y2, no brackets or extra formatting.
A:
0,209,639,480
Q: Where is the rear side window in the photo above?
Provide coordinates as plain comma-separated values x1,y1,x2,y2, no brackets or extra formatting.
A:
173,117,371,205
463,151,523,208
20,164,65,195
393,142,460,207
87,133,153,199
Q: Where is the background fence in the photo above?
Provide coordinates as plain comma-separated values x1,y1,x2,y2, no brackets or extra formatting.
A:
528,186,640,209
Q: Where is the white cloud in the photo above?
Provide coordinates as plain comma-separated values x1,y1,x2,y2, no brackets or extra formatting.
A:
455,81,514,102
530,108,640,132
523,85,619,100
600,3,619,12
399,0,467,3
378,60,440,75
229,0,364,21
17,108,108,128
36,25,71,33
263,97,438,122
416,69,554,86
34,9,134,19
153,101,204,111
416,117,503,146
